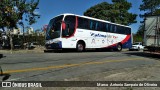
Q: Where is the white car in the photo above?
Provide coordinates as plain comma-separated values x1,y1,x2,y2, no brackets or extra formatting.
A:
129,42,144,51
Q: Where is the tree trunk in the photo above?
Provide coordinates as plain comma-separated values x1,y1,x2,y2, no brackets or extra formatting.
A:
10,35,13,51
9,29,14,52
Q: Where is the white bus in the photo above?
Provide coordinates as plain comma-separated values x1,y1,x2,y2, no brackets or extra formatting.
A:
45,13,132,51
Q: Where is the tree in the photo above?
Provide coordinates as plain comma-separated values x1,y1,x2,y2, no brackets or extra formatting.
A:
84,0,137,25
133,24,144,42
152,9,160,15
140,0,160,15
136,24,144,37
0,0,40,50
138,0,160,43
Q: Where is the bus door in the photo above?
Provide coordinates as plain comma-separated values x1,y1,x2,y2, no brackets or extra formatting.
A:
62,15,77,48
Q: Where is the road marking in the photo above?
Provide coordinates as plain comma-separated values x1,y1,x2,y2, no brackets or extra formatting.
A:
7,78,21,81
3,58,144,74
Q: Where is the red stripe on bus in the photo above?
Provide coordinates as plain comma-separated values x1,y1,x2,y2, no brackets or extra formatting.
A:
103,35,131,48
121,35,131,44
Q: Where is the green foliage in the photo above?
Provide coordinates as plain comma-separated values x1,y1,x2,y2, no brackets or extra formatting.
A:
0,0,40,28
138,0,160,42
140,0,160,15
153,9,160,15
133,34,143,42
133,24,144,42
84,0,137,25
12,34,45,47
137,24,144,36
0,0,40,50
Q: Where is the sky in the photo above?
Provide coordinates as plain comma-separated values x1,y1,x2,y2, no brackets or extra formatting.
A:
30,0,144,33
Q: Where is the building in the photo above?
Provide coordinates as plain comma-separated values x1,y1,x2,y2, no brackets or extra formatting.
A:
13,28,21,35
27,27,34,35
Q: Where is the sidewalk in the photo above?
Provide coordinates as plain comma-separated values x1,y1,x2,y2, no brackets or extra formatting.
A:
0,47,45,54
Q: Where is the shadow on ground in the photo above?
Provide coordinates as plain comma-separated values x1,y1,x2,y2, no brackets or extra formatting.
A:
44,48,120,53
124,52,160,60
0,73,11,81
0,54,3,59
0,54,10,81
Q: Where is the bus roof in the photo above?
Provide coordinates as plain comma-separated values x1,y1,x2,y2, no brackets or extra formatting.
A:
55,13,131,28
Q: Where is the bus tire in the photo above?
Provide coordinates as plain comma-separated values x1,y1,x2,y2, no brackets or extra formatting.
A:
76,42,85,52
117,43,122,51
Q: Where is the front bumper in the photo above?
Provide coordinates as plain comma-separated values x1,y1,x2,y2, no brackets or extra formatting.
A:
45,41,62,49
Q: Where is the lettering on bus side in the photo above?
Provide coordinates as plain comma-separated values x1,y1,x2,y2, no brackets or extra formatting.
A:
90,32,115,39
106,34,112,38
90,32,107,38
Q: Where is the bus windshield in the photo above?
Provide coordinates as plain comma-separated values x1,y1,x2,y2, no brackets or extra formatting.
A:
46,15,64,40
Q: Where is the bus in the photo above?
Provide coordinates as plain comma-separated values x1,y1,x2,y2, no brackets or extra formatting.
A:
45,13,132,51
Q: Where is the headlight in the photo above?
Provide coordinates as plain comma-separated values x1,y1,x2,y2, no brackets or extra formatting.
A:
54,40,60,43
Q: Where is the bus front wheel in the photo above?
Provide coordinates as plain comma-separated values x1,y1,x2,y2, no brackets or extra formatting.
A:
76,42,85,52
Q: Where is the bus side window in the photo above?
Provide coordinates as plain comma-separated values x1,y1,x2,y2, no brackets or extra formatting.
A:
98,22,106,32
118,26,121,34
84,18,89,30
92,20,96,31
96,21,100,31
110,24,113,32
95,22,98,31
112,25,114,33
78,17,83,29
108,24,111,32
106,23,108,32
128,28,131,34
118,26,123,34
121,27,125,34
125,27,131,35
114,25,117,33
101,22,106,32
90,20,93,30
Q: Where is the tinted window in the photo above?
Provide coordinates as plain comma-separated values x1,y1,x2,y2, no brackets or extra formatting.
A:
110,24,114,32
78,17,89,29
116,26,120,34
116,26,131,35
78,16,131,34
102,22,106,32
105,23,109,32
89,20,93,30
125,27,131,34
120,26,125,34
63,15,76,36
78,17,83,29
114,25,117,33
89,20,97,30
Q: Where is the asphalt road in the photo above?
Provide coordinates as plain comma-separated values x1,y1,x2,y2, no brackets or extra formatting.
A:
0,50,159,81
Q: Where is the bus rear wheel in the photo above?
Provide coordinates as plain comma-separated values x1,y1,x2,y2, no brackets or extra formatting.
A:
117,44,122,51
76,42,85,52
